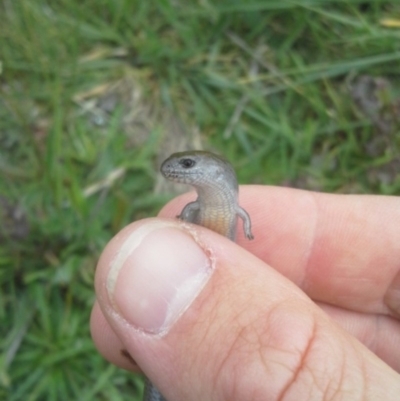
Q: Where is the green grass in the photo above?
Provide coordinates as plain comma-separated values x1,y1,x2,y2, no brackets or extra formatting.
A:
1,1,400,400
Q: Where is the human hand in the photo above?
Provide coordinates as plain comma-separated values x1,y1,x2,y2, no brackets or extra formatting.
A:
91,186,400,400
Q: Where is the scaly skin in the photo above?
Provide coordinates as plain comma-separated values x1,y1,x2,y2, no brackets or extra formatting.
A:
160,150,253,241
142,150,254,401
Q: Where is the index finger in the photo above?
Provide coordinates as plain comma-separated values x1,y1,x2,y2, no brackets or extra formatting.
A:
159,186,400,318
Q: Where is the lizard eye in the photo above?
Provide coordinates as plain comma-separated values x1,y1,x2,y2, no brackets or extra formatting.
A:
180,158,195,168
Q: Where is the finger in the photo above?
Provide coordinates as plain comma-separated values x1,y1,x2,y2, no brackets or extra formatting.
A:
159,186,400,318
94,218,400,401
317,303,400,372
91,278,400,372
91,284,400,374
90,301,140,371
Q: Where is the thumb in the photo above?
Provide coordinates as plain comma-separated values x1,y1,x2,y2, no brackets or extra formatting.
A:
93,218,400,401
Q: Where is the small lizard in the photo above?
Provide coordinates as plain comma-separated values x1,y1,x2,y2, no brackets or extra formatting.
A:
160,150,254,241
143,150,254,401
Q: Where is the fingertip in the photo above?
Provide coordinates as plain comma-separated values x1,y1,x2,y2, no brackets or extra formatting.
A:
90,301,139,371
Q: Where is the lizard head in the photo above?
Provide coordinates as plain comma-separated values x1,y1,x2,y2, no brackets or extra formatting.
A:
160,150,237,188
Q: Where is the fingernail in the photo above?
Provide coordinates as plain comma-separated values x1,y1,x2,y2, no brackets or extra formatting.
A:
106,221,213,335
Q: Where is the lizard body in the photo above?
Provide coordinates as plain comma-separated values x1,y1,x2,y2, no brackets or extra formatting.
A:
160,150,253,241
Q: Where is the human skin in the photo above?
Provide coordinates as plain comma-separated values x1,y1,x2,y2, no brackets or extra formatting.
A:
91,186,400,400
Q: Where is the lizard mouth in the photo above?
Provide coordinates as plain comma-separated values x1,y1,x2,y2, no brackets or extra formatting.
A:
162,169,200,183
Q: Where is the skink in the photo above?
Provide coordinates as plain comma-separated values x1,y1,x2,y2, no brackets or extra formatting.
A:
143,150,254,401
161,150,254,241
